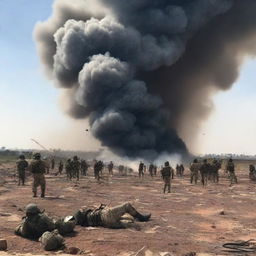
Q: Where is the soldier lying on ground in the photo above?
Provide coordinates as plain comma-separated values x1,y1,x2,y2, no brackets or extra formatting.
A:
74,202,151,229
15,204,75,239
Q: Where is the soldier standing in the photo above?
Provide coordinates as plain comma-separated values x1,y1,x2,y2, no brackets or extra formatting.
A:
81,160,88,176
51,158,55,170
108,161,114,175
118,165,124,175
212,159,221,183
58,161,64,175
226,158,237,186
138,162,144,178
153,165,157,176
71,156,80,181
249,164,256,181
29,153,46,198
94,160,103,181
190,159,200,184
65,159,72,180
149,164,154,177
180,164,185,176
176,164,180,177
161,161,172,193
16,155,28,186
200,159,210,186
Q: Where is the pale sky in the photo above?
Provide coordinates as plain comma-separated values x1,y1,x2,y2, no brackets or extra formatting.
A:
0,0,256,154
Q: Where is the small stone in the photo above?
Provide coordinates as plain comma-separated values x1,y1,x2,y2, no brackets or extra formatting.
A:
211,225,216,229
0,239,7,250
66,247,80,254
183,252,196,256
219,210,225,215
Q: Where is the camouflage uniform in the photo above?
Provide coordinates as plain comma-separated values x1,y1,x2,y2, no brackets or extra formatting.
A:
226,160,237,185
161,163,173,193
74,202,151,229
249,164,256,181
180,164,185,176
65,159,72,180
94,161,103,181
80,160,88,176
29,156,46,197
118,165,124,175
108,161,114,175
153,165,157,176
200,160,210,186
190,162,200,184
15,204,75,239
71,157,80,181
149,164,154,177
212,160,221,183
176,164,180,176
16,158,28,186
15,211,55,239
58,161,64,175
138,162,144,178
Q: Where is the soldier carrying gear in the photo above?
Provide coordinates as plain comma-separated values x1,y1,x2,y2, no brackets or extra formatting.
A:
28,153,46,198
94,160,103,181
108,161,114,175
176,164,180,177
51,158,55,170
138,162,144,178
212,159,221,183
15,203,55,239
249,164,256,181
190,159,200,184
226,158,237,186
200,159,210,186
71,156,80,181
180,164,185,176
80,160,88,176
161,161,173,193
15,204,75,240
16,155,28,186
149,164,154,177
57,161,64,175
65,159,72,180
74,202,151,229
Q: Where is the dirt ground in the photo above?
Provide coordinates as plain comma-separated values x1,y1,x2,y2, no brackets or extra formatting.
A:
0,160,256,256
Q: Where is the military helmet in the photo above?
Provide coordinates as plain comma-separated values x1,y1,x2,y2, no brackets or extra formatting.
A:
164,161,170,167
33,152,41,159
229,158,233,162
19,154,25,160
193,158,198,163
25,203,41,215
73,156,78,161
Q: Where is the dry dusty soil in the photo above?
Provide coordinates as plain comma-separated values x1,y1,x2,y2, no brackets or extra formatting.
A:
0,160,256,256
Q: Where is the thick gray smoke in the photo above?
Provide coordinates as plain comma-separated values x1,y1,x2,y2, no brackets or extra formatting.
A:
34,0,256,159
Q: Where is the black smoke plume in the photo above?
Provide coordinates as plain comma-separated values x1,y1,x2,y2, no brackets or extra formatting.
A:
34,0,256,159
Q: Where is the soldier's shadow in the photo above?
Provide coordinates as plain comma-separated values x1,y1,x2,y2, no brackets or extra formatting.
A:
43,196,66,201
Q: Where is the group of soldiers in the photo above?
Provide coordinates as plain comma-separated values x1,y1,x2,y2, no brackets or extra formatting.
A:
16,153,46,197
16,152,256,197
65,156,89,181
190,158,237,186
15,153,109,197
138,162,157,178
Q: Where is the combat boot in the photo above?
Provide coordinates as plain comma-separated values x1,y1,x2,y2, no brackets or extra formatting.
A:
41,189,45,198
134,213,151,222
